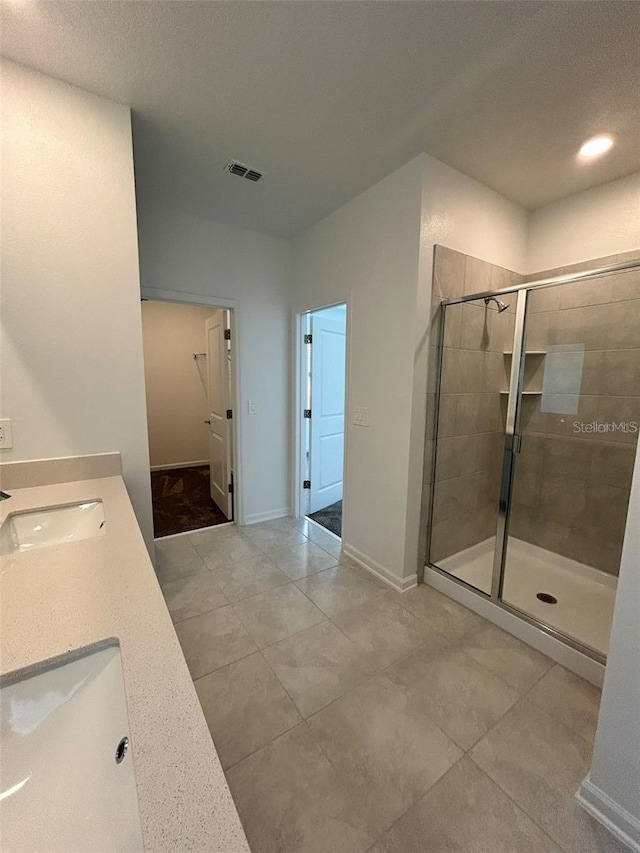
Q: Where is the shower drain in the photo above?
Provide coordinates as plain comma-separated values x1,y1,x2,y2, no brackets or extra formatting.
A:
536,592,558,604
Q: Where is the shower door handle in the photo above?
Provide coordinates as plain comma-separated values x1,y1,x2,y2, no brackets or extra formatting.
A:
506,434,522,455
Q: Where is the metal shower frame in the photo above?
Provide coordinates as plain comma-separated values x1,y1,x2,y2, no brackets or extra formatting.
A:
427,258,640,665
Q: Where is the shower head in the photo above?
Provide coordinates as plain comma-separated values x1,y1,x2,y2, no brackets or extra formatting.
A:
484,296,510,313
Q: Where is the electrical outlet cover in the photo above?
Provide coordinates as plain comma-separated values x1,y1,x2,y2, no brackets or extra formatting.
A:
0,418,14,449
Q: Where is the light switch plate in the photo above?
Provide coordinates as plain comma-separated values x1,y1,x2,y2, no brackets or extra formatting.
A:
0,418,13,449
248,400,258,415
353,407,369,427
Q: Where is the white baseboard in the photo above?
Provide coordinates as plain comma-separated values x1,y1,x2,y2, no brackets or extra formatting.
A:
341,543,417,593
577,776,640,851
150,460,209,472
244,507,291,525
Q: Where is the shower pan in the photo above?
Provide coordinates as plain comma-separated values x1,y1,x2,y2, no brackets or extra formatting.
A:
427,257,640,664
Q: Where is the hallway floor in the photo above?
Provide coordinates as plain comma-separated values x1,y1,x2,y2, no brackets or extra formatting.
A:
155,517,623,853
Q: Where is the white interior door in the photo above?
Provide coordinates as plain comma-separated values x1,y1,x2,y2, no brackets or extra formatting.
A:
206,310,233,519
309,309,346,513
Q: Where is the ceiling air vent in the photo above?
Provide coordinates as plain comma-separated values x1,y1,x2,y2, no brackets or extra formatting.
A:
225,161,264,182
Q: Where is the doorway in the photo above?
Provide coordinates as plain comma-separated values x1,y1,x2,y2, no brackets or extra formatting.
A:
141,299,237,538
298,304,347,537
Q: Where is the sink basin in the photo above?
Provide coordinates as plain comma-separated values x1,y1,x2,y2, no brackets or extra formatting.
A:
0,641,144,852
2,500,105,552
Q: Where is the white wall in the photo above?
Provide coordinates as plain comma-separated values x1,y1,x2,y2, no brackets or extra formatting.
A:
135,201,291,524
580,436,640,849
141,301,214,469
294,158,423,586
527,171,640,272
294,154,528,586
0,60,153,548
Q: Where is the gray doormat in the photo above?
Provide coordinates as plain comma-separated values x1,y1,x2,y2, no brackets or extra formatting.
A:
307,500,342,538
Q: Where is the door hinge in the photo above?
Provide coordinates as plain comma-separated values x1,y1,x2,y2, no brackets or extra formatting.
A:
226,409,233,419
303,409,311,419
304,334,312,344
228,482,234,494
303,480,311,490
224,328,231,340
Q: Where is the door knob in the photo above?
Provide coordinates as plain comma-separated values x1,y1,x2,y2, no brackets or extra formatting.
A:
204,419,211,425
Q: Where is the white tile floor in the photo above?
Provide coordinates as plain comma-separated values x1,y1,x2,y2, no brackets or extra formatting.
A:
438,536,617,655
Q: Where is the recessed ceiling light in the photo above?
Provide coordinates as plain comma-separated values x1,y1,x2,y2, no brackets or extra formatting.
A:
578,134,615,160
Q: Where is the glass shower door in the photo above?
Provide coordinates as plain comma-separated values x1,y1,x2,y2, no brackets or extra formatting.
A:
429,294,516,594
502,269,639,656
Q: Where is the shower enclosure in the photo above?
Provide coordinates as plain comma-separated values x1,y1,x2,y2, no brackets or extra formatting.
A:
427,257,639,663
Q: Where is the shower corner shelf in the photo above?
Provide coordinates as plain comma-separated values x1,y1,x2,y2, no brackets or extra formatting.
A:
503,350,546,356
500,390,542,395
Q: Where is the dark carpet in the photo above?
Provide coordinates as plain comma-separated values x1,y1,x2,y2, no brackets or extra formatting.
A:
308,500,342,538
151,465,228,538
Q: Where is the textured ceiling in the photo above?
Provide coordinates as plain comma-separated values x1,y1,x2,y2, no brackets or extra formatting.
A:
2,1,639,237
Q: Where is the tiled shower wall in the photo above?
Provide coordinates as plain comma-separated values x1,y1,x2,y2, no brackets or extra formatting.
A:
510,253,640,575
423,247,523,564
422,247,639,577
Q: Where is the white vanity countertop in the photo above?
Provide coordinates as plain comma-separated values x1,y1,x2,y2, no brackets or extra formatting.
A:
0,475,250,853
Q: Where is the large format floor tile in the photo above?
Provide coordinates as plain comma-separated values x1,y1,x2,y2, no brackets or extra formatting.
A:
295,564,387,618
263,621,369,716
226,724,377,853
211,553,289,602
459,622,553,693
399,584,485,640
370,756,562,853
270,540,339,580
174,605,256,678
188,522,238,550
164,552,617,853
331,591,439,671
196,531,263,568
245,516,304,535
154,536,208,585
307,674,462,837
194,652,301,769
233,583,326,648
386,645,520,750
241,525,309,554
526,664,602,743
471,698,628,853
161,571,228,624
303,526,343,558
